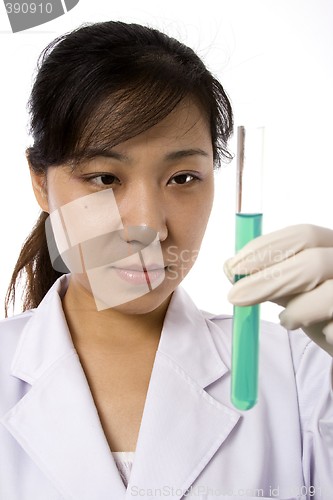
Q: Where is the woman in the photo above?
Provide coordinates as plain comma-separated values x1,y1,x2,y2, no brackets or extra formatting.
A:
0,20,332,500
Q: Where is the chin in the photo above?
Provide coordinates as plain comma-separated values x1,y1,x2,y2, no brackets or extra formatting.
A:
102,282,175,316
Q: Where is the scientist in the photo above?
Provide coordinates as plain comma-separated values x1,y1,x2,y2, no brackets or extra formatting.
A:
0,20,332,500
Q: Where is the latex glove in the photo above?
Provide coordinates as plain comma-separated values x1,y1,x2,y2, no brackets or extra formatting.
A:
223,224,333,357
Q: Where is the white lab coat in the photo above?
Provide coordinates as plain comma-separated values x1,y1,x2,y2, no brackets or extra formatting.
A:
0,275,332,500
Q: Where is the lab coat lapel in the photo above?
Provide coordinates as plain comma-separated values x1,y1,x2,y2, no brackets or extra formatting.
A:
126,287,241,499
1,277,127,500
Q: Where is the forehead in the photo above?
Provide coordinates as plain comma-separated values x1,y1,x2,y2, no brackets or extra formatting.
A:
114,99,212,152
71,95,213,168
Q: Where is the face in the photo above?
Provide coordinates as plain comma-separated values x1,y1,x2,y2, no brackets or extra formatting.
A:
31,99,215,314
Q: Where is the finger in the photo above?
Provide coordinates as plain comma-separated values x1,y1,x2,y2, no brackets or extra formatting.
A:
227,247,333,306
278,280,333,329
224,224,333,279
300,320,333,356
271,295,292,308
323,321,333,345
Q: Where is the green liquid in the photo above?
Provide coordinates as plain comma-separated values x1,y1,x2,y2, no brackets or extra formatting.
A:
231,213,262,411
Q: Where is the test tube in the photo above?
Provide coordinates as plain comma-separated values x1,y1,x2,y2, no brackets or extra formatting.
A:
231,125,264,411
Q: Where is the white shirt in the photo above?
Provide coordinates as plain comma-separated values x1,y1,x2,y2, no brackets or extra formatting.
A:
112,452,135,487
0,274,332,500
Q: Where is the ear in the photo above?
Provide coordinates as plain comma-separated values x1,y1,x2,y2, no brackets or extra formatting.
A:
27,156,50,213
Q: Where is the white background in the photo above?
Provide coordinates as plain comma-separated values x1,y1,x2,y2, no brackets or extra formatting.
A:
0,0,332,321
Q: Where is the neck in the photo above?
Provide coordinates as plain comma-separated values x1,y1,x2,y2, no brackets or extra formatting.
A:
62,276,172,352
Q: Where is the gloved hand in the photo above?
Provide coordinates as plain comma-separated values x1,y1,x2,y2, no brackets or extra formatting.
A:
223,224,333,357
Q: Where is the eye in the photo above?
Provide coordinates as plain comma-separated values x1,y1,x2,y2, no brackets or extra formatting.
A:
169,173,200,185
85,174,120,187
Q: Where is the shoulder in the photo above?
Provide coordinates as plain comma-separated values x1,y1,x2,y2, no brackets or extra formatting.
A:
0,275,69,354
0,310,35,363
201,308,316,374
201,308,288,341
0,309,35,337
0,310,36,412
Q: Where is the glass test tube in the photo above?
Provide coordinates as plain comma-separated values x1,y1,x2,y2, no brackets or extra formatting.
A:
231,125,264,411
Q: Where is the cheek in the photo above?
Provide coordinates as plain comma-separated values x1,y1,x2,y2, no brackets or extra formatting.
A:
46,170,68,212
186,182,214,234
170,187,214,251
46,171,84,212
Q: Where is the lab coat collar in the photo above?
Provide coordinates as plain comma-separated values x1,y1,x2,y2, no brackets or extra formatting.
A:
2,275,241,500
10,274,229,388
9,274,76,385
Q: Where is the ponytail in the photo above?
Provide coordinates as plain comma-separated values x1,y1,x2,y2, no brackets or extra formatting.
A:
5,212,63,317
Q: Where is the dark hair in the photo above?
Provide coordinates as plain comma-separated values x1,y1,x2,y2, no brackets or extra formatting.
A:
5,20,233,316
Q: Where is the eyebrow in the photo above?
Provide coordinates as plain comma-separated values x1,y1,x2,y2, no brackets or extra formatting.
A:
164,148,210,161
84,147,210,163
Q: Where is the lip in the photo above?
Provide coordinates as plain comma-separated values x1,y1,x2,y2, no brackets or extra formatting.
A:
114,263,165,272
113,266,166,286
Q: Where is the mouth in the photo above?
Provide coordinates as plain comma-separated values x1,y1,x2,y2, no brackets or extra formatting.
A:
112,265,167,287
113,264,166,272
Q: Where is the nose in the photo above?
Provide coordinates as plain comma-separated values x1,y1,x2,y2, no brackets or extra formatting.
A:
118,225,158,247
118,182,168,244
